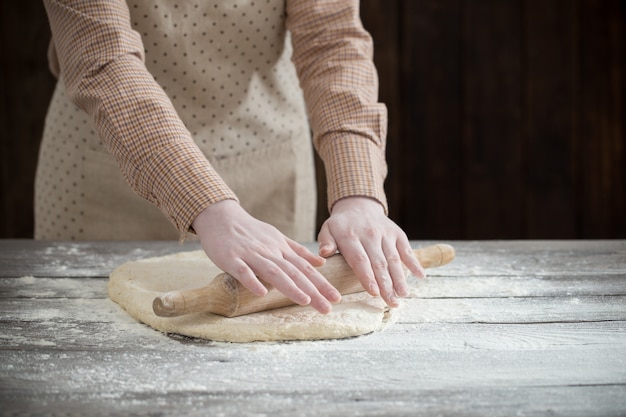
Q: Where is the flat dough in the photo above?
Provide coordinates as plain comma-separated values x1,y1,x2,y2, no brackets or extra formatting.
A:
108,251,395,342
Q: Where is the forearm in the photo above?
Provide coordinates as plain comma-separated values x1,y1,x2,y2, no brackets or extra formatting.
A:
286,0,389,213
43,0,237,234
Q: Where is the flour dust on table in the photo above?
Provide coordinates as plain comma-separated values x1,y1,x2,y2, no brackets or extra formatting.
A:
108,251,396,343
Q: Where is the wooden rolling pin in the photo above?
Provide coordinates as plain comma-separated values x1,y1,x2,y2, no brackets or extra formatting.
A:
153,243,455,318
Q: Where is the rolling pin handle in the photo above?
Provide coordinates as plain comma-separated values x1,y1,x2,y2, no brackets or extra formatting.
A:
152,292,179,317
414,243,455,269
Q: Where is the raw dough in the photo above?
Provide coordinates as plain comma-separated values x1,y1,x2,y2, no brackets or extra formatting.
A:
108,250,395,342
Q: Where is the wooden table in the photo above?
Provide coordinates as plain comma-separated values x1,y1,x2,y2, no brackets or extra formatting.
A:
1,240,625,416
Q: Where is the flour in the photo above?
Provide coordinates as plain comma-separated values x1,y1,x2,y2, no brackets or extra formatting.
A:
17,276,37,285
0,333,56,347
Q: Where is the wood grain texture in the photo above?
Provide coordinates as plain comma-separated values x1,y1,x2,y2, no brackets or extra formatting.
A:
524,0,578,238
462,0,525,238
398,0,464,239
0,240,625,416
579,0,626,238
0,1,55,238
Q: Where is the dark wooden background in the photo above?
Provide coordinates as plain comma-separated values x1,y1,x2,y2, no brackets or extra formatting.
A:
1,0,625,240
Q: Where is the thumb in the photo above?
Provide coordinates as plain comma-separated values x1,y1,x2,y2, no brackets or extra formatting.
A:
317,223,338,258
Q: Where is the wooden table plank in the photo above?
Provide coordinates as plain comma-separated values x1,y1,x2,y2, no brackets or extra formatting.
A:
3,272,625,301
1,239,624,278
3,385,624,417
401,295,626,324
2,345,624,391
429,240,626,277
2,342,625,417
2,320,625,353
0,239,625,416
0,240,199,278
2,294,626,326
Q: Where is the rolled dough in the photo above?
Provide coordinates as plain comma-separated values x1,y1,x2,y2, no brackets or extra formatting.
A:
108,250,396,342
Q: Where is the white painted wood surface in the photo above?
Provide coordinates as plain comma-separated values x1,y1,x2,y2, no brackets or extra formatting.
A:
1,240,625,416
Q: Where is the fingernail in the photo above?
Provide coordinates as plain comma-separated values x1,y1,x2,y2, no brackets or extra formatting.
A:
368,282,380,296
320,300,332,314
297,294,311,306
389,295,399,307
253,286,268,297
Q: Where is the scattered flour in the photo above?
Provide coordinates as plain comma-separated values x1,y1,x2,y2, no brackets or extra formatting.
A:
17,276,37,285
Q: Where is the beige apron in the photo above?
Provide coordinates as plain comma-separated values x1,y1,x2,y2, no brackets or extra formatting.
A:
35,0,316,242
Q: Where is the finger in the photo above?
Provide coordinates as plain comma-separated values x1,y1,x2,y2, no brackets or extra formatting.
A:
383,240,409,298
225,259,268,297
247,255,312,306
398,239,426,278
317,223,338,258
340,241,379,297
362,243,399,308
284,251,341,304
287,239,326,267
272,258,334,314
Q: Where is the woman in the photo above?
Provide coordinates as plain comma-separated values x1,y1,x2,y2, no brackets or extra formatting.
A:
37,0,424,313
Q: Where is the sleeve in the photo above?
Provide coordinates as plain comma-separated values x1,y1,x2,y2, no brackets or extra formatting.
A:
42,0,238,237
285,0,389,214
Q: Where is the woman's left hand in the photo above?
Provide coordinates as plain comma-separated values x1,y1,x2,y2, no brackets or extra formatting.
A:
317,196,425,308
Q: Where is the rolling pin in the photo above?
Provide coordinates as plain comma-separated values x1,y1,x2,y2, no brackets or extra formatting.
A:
153,243,455,318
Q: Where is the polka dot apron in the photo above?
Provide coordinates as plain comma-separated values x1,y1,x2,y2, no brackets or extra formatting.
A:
35,0,316,241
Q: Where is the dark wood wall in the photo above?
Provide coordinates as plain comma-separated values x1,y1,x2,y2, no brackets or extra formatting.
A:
1,1,625,240
361,0,625,239
0,1,56,239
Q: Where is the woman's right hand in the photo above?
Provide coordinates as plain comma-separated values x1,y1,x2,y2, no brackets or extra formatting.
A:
192,200,341,313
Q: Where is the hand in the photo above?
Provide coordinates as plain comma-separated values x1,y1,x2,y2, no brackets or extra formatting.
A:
192,200,341,313
317,196,425,308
